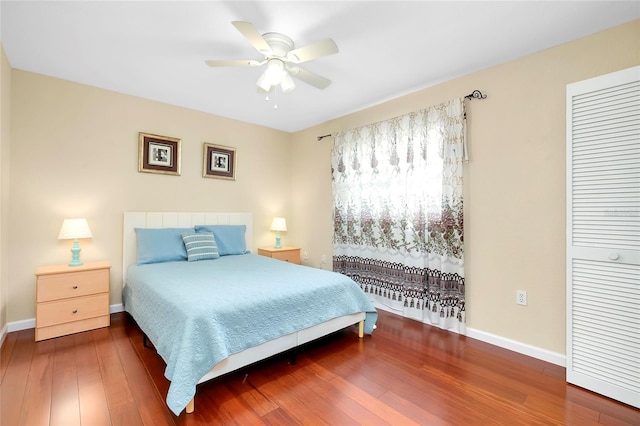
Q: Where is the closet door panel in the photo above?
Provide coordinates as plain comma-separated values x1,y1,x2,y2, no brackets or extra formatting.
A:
566,66,640,409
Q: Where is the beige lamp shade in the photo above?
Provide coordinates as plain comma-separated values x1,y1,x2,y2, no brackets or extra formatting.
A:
270,217,287,232
58,218,93,240
58,218,92,266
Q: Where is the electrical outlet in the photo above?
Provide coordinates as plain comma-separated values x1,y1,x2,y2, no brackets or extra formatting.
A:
303,251,309,261
516,290,527,306
321,254,327,264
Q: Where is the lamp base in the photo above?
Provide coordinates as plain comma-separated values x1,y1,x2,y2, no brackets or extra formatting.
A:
69,239,83,267
274,232,282,249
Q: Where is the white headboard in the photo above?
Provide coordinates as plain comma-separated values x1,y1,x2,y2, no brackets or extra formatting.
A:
122,212,253,286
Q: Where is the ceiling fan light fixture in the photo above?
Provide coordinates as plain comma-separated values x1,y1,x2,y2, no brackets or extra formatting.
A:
257,59,296,93
256,71,272,92
280,73,296,93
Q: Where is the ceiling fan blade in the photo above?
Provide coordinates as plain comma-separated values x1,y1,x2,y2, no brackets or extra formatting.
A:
205,59,263,67
288,66,331,89
286,39,338,63
232,21,273,56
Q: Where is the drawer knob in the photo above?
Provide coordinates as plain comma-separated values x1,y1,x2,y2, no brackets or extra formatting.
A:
72,309,78,314
72,285,78,289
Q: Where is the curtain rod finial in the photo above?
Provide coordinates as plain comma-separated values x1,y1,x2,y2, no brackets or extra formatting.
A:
464,90,487,100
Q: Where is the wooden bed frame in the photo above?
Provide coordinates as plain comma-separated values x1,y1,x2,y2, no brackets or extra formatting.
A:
122,212,365,414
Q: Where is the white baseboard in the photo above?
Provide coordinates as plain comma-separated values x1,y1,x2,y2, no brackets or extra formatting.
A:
5,303,125,334
374,303,565,367
466,327,565,367
110,303,124,314
7,317,34,333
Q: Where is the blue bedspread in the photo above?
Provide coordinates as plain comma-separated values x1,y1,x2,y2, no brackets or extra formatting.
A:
123,254,377,415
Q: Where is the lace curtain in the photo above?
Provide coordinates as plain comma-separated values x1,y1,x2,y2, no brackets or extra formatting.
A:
332,98,466,333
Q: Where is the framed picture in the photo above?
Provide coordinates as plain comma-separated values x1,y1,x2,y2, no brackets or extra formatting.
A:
203,143,236,180
138,132,181,175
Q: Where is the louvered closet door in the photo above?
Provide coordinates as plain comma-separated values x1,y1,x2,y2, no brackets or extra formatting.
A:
566,65,640,409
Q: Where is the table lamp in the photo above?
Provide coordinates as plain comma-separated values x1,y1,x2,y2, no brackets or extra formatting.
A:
270,217,287,249
58,218,93,266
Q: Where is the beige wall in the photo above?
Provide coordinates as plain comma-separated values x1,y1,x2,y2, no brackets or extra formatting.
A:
0,45,10,334
9,72,292,322
291,20,640,354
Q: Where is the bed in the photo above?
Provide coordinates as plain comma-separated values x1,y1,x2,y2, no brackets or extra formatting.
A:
122,212,377,415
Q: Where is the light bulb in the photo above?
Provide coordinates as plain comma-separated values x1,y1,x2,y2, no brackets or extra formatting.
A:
264,59,285,85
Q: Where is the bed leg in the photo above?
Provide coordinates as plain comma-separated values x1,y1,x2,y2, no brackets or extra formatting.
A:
186,397,194,414
358,320,364,338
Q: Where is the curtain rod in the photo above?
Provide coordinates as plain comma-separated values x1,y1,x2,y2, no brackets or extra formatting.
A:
317,90,487,141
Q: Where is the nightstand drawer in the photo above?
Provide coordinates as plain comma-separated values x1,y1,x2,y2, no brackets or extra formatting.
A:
35,316,110,342
271,250,301,264
37,268,109,302
36,293,109,328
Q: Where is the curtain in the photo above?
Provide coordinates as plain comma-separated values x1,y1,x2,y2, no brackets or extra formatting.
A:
332,98,466,333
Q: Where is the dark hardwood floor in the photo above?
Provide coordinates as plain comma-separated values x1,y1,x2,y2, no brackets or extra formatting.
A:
1,310,638,425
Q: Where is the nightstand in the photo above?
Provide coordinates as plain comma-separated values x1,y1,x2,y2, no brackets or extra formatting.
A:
257,246,301,265
35,260,111,341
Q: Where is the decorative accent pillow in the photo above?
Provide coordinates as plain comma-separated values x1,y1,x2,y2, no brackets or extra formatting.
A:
135,227,195,264
194,224,248,256
182,233,220,262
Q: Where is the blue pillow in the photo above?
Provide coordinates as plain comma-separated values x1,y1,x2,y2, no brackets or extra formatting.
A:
194,224,248,256
135,227,195,264
182,233,220,262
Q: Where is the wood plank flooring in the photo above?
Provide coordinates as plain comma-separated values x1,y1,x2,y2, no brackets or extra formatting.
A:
1,310,638,425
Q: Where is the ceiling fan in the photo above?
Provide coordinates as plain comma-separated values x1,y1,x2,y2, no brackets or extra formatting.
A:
205,21,339,94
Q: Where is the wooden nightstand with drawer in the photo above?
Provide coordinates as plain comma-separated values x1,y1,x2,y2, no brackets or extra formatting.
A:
35,260,111,341
257,247,301,265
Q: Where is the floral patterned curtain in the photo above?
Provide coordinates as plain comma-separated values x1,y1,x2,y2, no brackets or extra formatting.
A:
332,98,466,333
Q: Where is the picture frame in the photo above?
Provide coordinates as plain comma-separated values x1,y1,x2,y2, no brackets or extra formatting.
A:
138,132,181,176
203,143,236,180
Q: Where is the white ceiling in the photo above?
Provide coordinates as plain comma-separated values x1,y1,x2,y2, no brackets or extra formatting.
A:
2,1,638,133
